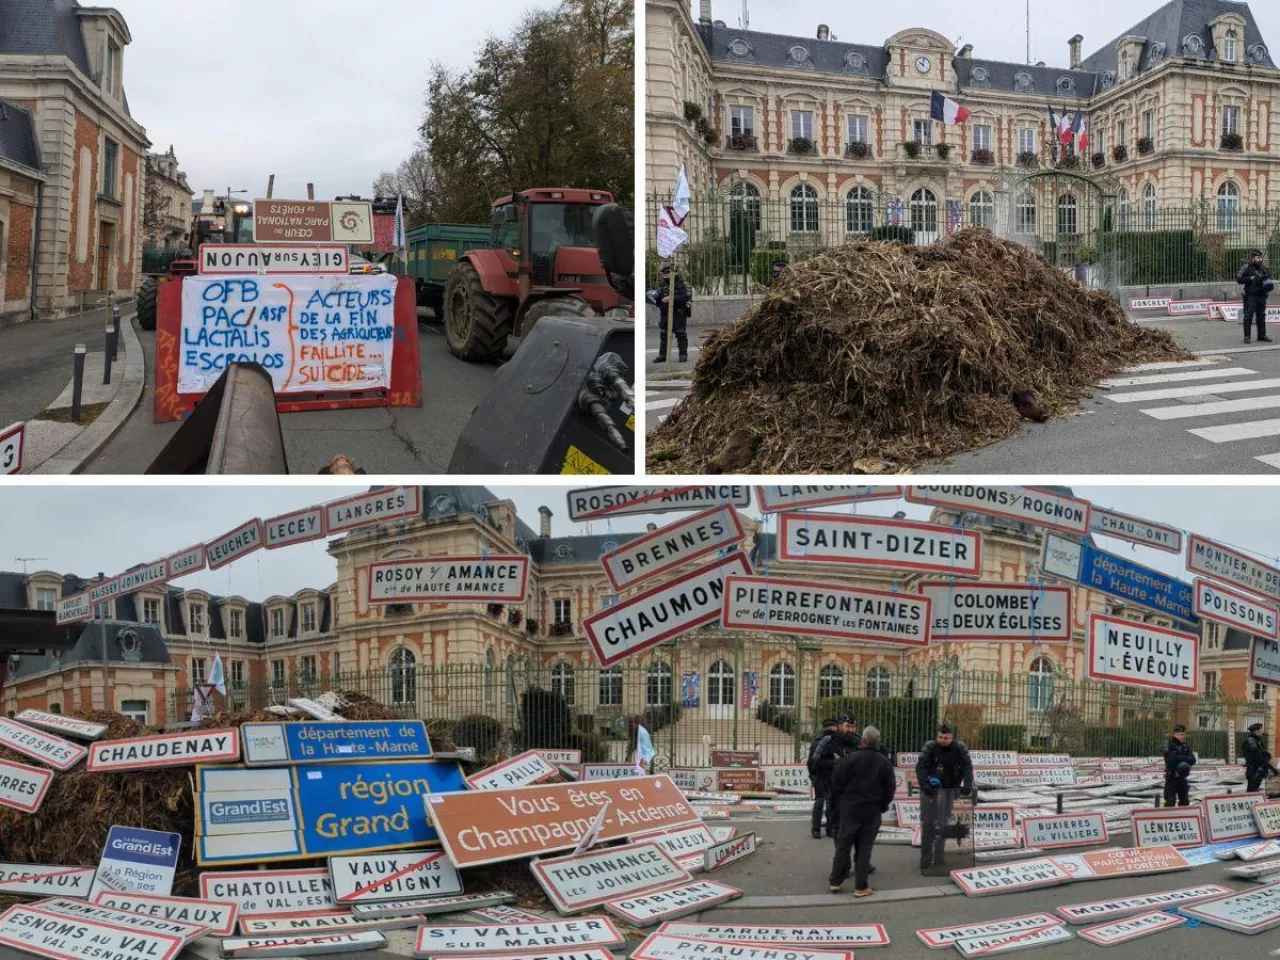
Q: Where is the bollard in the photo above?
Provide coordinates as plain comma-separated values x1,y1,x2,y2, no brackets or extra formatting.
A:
110,299,121,361
71,344,86,423
103,325,116,385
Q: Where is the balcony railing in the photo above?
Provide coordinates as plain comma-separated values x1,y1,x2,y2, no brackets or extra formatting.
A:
788,136,817,155
970,148,995,165
845,140,873,159
726,134,759,151
1221,132,1244,151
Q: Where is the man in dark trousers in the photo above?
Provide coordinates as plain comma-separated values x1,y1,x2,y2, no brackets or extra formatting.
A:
1244,723,1279,792
828,726,895,898
651,262,692,363
1163,724,1197,807
1237,248,1274,344
808,718,839,838
916,725,974,871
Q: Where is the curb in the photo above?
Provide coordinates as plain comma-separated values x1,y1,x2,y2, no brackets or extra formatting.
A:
717,884,963,911
31,311,145,474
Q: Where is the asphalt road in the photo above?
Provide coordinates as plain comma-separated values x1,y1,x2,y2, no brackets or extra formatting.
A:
0,310,114,430
84,313,497,474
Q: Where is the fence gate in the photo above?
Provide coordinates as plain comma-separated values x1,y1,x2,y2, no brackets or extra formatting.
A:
995,168,1114,270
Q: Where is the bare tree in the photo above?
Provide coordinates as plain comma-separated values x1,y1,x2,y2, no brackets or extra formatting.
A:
371,142,440,227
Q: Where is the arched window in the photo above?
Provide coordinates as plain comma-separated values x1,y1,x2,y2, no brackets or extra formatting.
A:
551,661,575,706
707,659,736,707
819,663,844,698
1117,189,1130,230
1224,30,1238,63
1057,194,1078,235
1028,657,1055,711
769,662,796,707
845,187,873,235
1217,181,1240,231
866,666,892,698
969,190,994,229
909,188,938,234
729,181,761,231
599,666,623,707
646,660,673,707
389,648,416,705
1143,183,1157,229
484,648,496,708
1015,190,1037,234
790,184,819,233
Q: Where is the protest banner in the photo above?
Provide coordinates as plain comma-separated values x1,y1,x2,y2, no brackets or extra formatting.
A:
722,575,930,646
241,720,433,766
0,864,96,899
904,486,1091,536
754,486,902,513
368,557,530,603
1085,613,1198,694
604,881,743,926
779,513,981,576
1193,579,1280,640
601,505,745,591
0,904,184,960
330,850,463,905
1187,534,1280,604
566,486,753,521
0,717,87,771
88,729,239,772
414,919,626,955
467,750,561,791
531,842,690,913
919,582,1070,643
92,892,238,938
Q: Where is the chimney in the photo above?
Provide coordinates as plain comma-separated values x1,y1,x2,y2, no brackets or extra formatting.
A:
538,506,552,538
1069,34,1083,70
817,24,829,41
200,189,216,215
699,0,711,25
958,43,973,58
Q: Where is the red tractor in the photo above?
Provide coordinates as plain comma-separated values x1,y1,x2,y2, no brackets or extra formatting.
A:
444,188,629,362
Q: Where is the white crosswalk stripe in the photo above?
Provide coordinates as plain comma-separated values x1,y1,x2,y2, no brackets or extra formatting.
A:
1108,376,1280,404
1100,366,1255,388
1124,359,1222,373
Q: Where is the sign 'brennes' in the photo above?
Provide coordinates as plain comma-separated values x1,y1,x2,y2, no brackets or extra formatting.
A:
754,486,902,513
600,505,745,591
367,557,530,603
1193,579,1280,640
566,486,753,521
1085,613,1198,694
903,485,1091,536
779,513,981,576
1187,533,1280,604
721,575,930,646
918,582,1071,643
584,553,751,667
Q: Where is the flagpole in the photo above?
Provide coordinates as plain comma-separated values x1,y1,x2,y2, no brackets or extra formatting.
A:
665,260,677,374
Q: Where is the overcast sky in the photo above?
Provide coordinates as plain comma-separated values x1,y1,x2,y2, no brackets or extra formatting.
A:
0,484,1275,600
113,0,559,203
716,0,1280,70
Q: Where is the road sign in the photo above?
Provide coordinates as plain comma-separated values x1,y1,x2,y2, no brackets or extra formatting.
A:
0,421,22,474
721,575,931,646
199,868,335,915
584,553,751,667
330,850,462,905
222,930,387,956
264,505,327,549
1187,533,1280,605
1205,792,1263,842
198,243,350,275
632,935,852,960
1085,613,1198,694
953,923,1073,957
566,486,753,521
0,757,53,813
536,750,583,767
1131,809,1205,847
90,826,180,898
0,863,95,899
604,881,742,926
1089,506,1182,554
93,891,238,938
1180,881,1280,934
631,824,720,862
904,485,1091,536
600,505,745,591
428,775,699,868
0,717,86,771
703,832,756,872
582,764,641,780
1193,579,1280,640
196,785,299,838
115,560,168,596
54,592,90,625
253,199,374,244
1040,532,1196,623
288,698,341,721
754,485,902,513
326,486,420,533
367,557,530,603
0,904,184,960
916,913,1062,949
1167,299,1213,316
1055,884,1232,924
532,842,690,913
656,924,888,948
1254,800,1280,838
1020,814,1106,849
241,720,433,766
761,765,808,793
205,519,264,571
37,897,205,946
414,918,626,956
1074,845,1190,877
415,951,611,960
350,892,515,918
778,512,981,576
466,750,559,790
88,729,239,772
918,582,1071,643
469,907,546,924
1250,637,1280,688
949,859,1072,897
1129,297,1172,310
238,912,419,934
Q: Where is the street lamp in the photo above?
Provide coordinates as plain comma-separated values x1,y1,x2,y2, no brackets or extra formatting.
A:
225,188,249,241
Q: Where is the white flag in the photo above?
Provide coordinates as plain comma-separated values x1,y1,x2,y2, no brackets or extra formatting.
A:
210,653,227,696
634,724,655,775
393,195,407,260
572,800,610,855
655,206,687,258
671,166,691,225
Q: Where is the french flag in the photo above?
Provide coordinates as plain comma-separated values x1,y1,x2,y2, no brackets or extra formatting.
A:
931,91,971,125
1075,114,1090,154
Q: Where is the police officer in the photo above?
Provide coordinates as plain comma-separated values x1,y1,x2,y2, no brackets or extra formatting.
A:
652,262,692,363
1244,722,1279,792
915,725,974,871
808,718,839,838
1163,724,1197,807
1237,248,1274,344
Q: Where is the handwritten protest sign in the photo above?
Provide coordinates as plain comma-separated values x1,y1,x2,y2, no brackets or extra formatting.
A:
179,275,397,396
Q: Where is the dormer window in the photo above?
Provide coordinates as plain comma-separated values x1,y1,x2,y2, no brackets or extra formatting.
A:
228,608,243,640
34,588,57,612
188,603,205,636
1119,53,1132,80
301,602,317,634
105,39,121,95
271,607,286,638
1224,31,1237,63
142,597,162,626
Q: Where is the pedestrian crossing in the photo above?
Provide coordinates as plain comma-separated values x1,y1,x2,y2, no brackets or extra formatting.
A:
645,345,700,427
1104,358,1280,469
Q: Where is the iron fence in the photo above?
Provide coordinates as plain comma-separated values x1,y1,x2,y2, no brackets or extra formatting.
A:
172,648,1267,767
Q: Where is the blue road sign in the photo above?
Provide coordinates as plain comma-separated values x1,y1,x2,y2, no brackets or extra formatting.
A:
1043,532,1197,624
90,826,181,897
242,720,434,766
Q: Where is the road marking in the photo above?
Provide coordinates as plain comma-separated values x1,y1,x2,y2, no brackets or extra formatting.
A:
646,347,702,355
649,380,695,389
1199,344,1280,357
1255,453,1280,470
1123,359,1221,372
1141,393,1280,421
1100,367,1256,388
1108,377,1280,404
1189,419,1280,442
648,398,681,412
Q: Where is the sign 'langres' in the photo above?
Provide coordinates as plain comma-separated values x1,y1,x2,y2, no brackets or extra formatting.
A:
720,576,930,646
1089,507,1182,554
918,582,1071,643
754,485,902,513
779,513,981,576
566,486,753,521
584,553,752,667
87,730,240,772
1085,613,1199,694
325,486,420,533
1250,637,1280,688
1187,533,1280,604
601,505,745,591
903,485,1091,535
1193,579,1280,640
206,519,264,571
367,557,530,603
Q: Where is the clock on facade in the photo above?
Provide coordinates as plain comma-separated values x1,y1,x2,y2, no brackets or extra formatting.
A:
915,56,932,73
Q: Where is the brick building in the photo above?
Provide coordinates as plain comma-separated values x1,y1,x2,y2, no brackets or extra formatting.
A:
0,0,149,320
0,97,42,322
142,145,193,251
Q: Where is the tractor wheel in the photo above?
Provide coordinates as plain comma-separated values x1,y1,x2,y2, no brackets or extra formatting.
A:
136,276,159,331
519,295,599,340
444,263,513,362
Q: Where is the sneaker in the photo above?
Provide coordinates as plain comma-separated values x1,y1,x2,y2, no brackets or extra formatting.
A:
1261,336,1274,342
829,884,843,894
854,888,875,898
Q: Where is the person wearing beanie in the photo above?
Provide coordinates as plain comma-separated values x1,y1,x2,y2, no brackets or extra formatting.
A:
1244,722,1279,792
1237,248,1274,344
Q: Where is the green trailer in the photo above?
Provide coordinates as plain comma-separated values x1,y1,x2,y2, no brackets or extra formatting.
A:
394,222,492,315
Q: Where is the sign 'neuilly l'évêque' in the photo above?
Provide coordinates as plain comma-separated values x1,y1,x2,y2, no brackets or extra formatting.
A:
1089,506,1183,554
531,842,690,913
754,485,902,513
566,486,753,522
584,553,751,668
221,930,387,957
916,913,1062,948
949,858,1073,897
205,519,264,571
14,709,107,741
1085,613,1199,694
467,750,560,791
263,505,327,549
918,582,1072,643
721,575,930,647
328,849,462,904
0,863,96,899
604,881,743,926
600,505,745,592
199,868,335,916
36,897,205,947
1193,578,1280,641
241,720,433,766
1251,637,1280,688
1054,884,1233,924
367,557,530,604
0,717,87,771
325,486,420,533
1187,533,1280,605
87,729,239,773
631,934,853,960
92,891,239,938
414,918,626,956
1204,793,1264,842
0,757,53,814
1131,809,1205,847
778,513,982,577
0,904,185,960
903,485,1092,536
656,924,889,948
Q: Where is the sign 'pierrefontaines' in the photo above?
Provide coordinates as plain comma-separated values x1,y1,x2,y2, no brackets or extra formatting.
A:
721,575,930,646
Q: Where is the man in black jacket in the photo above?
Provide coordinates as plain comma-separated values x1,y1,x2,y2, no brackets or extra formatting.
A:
1163,724,1197,807
1237,249,1274,344
1244,723,1279,792
828,726,896,898
652,262,692,363
915,725,974,870
808,718,839,838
